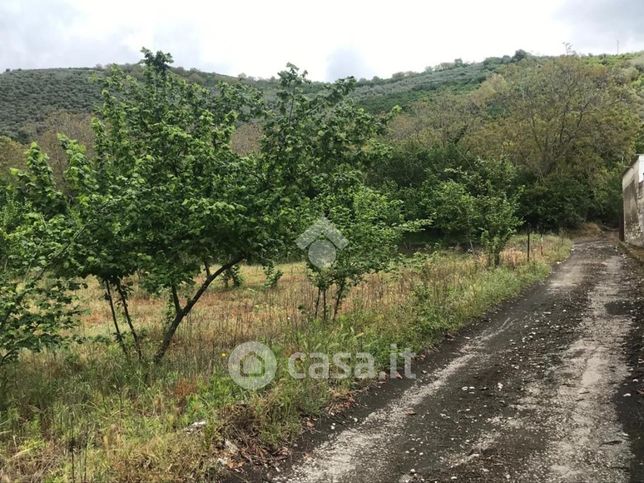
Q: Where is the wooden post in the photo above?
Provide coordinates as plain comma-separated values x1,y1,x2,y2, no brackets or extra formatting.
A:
527,228,531,262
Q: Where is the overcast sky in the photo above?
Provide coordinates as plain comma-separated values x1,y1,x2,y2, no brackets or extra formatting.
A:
1,0,643,81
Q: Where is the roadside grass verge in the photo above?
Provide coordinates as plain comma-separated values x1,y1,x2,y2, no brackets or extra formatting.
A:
0,236,571,481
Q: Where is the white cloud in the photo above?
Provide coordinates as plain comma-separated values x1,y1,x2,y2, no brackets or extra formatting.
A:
1,0,642,80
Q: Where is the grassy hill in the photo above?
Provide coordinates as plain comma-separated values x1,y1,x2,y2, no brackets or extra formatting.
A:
0,68,102,141
1,50,642,143
351,58,502,112
0,55,517,142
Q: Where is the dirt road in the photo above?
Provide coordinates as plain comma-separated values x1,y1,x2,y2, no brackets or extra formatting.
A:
262,239,643,483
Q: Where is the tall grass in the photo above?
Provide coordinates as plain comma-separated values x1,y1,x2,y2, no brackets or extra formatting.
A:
0,236,571,481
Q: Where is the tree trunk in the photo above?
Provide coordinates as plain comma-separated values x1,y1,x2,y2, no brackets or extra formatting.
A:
314,288,321,319
104,281,128,359
332,280,346,322
322,289,328,321
115,281,143,362
527,228,531,262
153,258,242,364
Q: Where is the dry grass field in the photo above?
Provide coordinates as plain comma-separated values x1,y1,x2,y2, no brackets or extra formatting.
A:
0,235,571,481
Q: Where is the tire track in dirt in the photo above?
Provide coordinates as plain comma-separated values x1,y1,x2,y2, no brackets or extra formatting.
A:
257,239,643,483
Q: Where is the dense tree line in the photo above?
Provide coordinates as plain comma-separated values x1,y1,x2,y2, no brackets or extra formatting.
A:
376,54,643,236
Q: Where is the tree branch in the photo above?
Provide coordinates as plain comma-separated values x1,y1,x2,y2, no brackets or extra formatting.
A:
153,257,243,364
115,280,144,362
171,285,182,316
104,280,129,359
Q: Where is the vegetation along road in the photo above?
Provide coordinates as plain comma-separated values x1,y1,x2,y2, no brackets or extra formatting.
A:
256,239,644,483
3,47,644,481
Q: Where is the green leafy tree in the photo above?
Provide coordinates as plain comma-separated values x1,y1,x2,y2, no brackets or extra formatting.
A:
306,186,408,321
260,64,391,200
0,145,79,366
478,194,520,266
423,179,477,246
494,56,637,178
467,158,520,266
262,262,283,289
419,151,519,264
259,65,405,320
469,56,639,227
55,50,287,364
31,111,95,191
381,55,640,231
42,50,406,363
